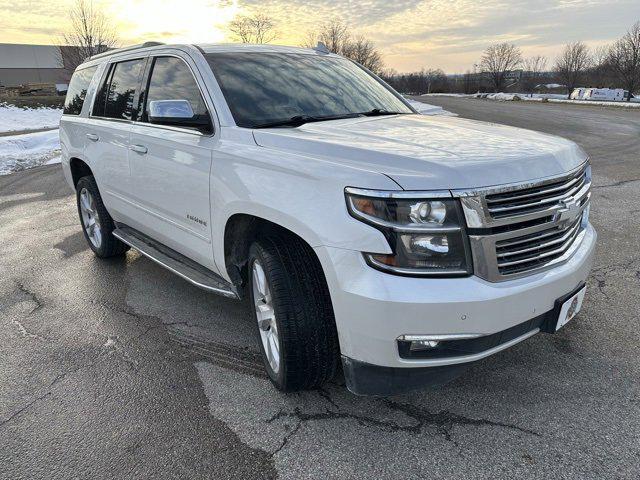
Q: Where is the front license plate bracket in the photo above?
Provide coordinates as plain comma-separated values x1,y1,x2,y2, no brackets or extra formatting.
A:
540,282,587,333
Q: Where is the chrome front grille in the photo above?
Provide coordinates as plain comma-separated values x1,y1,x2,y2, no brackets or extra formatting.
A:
485,167,589,219
495,215,583,276
454,162,591,282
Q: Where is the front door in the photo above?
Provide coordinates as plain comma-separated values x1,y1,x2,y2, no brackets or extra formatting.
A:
128,55,216,270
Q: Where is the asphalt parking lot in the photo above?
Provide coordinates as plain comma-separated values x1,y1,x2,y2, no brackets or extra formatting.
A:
1,98,639,479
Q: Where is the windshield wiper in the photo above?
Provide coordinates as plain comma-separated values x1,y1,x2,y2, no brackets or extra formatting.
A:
360,108,407,117
252,113,362,129
252,109,407,129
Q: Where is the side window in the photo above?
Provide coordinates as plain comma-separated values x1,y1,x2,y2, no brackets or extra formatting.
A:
92,65,113,117
98,59,145,120
63,66,98,115
144,57,209,126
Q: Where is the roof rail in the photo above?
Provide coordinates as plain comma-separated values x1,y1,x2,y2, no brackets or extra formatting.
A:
314,42,330,54
89,41,165,61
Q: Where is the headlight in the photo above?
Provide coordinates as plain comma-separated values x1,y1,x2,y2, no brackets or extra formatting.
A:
345,188,472,276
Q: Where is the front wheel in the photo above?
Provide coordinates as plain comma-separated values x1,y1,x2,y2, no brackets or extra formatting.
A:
248,234,340,392
76,175,129,258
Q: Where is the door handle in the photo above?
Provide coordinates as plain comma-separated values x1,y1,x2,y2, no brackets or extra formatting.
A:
86,133,99,141
130,144,148,154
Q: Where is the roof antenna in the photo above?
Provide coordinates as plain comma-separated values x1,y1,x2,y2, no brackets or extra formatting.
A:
314,42,330,54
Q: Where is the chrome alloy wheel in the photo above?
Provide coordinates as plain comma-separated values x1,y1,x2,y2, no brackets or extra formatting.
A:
79,188,102,249
252,260,280,373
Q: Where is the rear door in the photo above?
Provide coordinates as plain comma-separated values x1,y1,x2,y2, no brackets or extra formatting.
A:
84,57,146,222
60,64,99,184
128,54,216,270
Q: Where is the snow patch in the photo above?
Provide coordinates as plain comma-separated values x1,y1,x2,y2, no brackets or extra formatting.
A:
485,92,519,101
535,83,564,89
482,92,640,107
421,92,640,107
0,129,61,175
405,99,457,116
0,103,62,133
543,97,640,107
421,93,475,98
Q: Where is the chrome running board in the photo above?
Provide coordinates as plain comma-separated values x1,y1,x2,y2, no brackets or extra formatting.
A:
112,225,239,299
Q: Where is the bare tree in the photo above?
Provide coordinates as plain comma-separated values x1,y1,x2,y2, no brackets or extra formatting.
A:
522,55,548,93
524,55,548,75
228,13,277,44
379,67,398,79
589,45,615,87
463,70,475,94
419,68,448,93
480,43,523,92
341,36,384,73
60,0,118,72
554,42,591,99
380,69,450,95
304,20,350,54
304,21,384,74
607,21,640,101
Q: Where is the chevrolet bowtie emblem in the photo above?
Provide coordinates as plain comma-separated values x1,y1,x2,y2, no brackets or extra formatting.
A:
556,198,581,224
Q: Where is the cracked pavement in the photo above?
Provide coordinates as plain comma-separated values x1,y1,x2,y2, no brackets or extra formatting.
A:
2,98,639,479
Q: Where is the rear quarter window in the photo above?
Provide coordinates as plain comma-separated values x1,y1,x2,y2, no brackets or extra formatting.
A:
63,66,98,115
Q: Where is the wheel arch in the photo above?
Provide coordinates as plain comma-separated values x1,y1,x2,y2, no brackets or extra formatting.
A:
222,213,323,292
69,157,94,187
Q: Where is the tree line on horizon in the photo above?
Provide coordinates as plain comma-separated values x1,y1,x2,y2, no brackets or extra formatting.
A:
379,24,640,100
61,0,639,100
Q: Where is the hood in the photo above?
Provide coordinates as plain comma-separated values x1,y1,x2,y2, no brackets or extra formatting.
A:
252,114,587,190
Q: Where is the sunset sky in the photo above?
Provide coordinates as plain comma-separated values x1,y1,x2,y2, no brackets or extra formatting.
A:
1,0,639,73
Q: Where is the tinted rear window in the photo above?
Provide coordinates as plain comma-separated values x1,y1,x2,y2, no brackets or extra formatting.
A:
63,66,98,115
95,59,145,120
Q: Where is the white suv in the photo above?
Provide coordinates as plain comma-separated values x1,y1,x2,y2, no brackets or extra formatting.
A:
60,42,596,395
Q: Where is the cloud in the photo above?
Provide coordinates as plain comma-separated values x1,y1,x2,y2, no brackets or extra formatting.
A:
241,0,423,26
357,0,640,71
0,0,638,72
232,0,639,70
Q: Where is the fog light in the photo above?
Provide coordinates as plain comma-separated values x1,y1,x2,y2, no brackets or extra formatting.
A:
409,339,440,351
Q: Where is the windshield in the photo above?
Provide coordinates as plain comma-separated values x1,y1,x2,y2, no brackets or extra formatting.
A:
205,52,413,128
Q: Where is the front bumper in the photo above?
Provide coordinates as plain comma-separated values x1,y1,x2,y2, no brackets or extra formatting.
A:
315,223,596,395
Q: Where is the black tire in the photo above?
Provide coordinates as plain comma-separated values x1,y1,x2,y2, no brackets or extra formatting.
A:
248,233,340,391
76,175,129,258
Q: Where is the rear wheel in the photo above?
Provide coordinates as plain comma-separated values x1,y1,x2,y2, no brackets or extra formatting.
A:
248,233,340,391
76,176,129,258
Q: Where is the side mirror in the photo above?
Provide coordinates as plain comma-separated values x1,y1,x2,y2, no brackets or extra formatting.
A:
148,99,212,133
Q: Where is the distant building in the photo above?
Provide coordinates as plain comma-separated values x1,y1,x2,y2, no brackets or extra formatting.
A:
0,43,73,88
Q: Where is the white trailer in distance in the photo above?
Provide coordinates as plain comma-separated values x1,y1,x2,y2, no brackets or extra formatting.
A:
571,88,631,101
